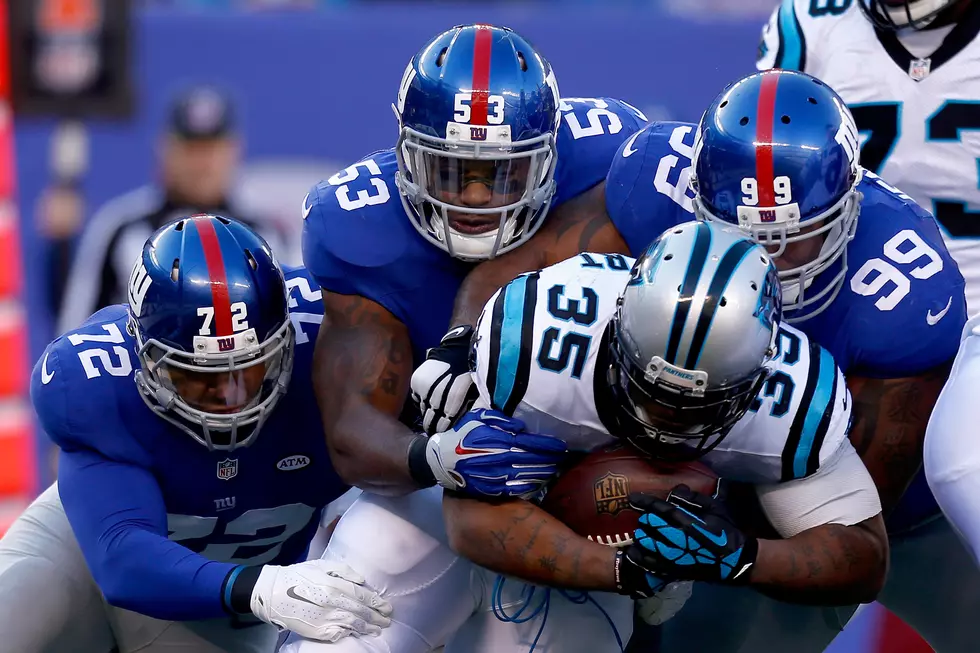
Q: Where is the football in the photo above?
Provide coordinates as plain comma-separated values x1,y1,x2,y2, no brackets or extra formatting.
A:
540,443,719,547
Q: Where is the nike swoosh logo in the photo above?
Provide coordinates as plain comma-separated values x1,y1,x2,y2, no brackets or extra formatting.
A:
691,523,727,548
445,326,467,339
41,353,55,385
926,297,952,326
455,441,494,456
285,585,319,606
301,193,313,220
622,131,642,158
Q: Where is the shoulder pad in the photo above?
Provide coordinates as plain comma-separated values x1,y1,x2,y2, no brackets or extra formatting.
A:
756,0,851,72
300,150,428,325
604,121,698,256
30,306,144,455
837,173,967,376
553,97,648,206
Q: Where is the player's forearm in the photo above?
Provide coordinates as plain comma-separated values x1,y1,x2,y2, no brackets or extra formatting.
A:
749,516,888,606
846,363,952,514
328,399,420,495
443,493,618,591
315,292,422,495
86,526,241,620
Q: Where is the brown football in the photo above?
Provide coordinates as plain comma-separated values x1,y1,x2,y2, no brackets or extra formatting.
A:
540,443,719,548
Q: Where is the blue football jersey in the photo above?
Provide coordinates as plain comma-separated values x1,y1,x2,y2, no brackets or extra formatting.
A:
31,265,345,620
302,97,647,364
605,121,967,378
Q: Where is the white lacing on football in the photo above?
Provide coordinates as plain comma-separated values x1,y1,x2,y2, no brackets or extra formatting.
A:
587,533,633,547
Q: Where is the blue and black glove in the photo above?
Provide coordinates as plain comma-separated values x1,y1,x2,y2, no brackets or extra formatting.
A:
623,484,758,586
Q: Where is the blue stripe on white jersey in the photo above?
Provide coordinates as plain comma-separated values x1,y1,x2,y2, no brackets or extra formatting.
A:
792,344,838,479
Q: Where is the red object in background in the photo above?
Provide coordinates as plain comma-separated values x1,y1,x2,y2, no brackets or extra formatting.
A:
0,207,21,297
875,608,933,653
0,403,35,497
0,305,27,397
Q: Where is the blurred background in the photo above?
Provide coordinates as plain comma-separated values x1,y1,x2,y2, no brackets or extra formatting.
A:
0,1,935,651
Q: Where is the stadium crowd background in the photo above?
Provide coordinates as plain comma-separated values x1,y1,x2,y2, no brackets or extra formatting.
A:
0,1,940,651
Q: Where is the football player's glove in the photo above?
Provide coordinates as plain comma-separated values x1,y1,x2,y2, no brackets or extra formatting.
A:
250,559,392,642
411,325,478,435
625,485,758,585
425,408,567,497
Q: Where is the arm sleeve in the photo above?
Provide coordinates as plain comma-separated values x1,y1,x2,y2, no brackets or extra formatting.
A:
755,440,882,538
58,447,240,621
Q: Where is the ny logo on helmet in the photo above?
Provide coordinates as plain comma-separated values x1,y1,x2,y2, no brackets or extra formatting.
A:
832,96,860,167
128,262,152,317
759,209,777,223
470,127,488,141
217,337,235,352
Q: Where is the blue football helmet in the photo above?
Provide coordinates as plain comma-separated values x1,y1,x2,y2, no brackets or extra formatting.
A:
393,24,561,260
859,0,968,29
691,69,862,322
128,215,293,450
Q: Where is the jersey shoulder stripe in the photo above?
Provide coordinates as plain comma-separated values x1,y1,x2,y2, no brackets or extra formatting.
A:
487,271,541,414
782,339,839,481
775,0,807,70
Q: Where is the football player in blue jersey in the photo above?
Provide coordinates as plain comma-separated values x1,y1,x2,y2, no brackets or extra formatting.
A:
302,23,646,500
288,23,650,653
415,69,973,651
0,215,391,652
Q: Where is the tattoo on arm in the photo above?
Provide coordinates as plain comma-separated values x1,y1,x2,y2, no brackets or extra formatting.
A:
450,182,628,327
752,515,888,606
445,493,615,591
313,292,417,493
846,361,952,514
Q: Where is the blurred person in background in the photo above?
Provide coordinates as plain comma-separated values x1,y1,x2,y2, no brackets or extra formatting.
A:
56,84,281,335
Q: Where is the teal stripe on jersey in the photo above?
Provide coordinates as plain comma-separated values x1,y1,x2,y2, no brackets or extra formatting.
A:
793,346,836,478
776,0,805,70
492,275,531,410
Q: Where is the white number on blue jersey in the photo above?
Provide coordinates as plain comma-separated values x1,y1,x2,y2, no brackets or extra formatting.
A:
327,159,392,212
559,98,626,140
653,124,697,213
849,228,943,311
286,275,324,345
167,503,317,565
66,324,133,379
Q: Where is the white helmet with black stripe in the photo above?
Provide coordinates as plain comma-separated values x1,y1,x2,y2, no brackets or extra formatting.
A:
605,221,782,460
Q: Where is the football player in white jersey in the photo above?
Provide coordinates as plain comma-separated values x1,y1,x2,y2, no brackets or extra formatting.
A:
283,221,887,653
757,0,980,314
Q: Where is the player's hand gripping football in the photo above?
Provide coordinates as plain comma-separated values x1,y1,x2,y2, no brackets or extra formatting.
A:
622,484,758,586
411,325,478,434
425,407,568,497
250,559,393,642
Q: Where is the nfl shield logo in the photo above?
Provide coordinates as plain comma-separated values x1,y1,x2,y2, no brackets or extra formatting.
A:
217,458,238,481
909,57,931,81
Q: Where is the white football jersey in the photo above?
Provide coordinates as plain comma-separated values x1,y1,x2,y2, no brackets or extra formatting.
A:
472,253,853,484
757,0,980,314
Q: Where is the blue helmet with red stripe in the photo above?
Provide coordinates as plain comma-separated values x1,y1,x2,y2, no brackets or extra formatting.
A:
393,24,561,260
691,69,862,322
128,214,293,451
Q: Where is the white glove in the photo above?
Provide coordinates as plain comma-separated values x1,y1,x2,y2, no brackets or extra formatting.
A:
411,325,478,434
636,580,694,626
250,559,393,642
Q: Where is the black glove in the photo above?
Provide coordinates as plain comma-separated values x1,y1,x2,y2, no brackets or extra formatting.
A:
624,485,758,585
410,325,479,435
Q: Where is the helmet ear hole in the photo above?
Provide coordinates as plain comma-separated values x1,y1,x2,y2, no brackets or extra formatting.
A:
517,51,528,72
170,259,180,282
244,249,258,271
436,47,448,67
